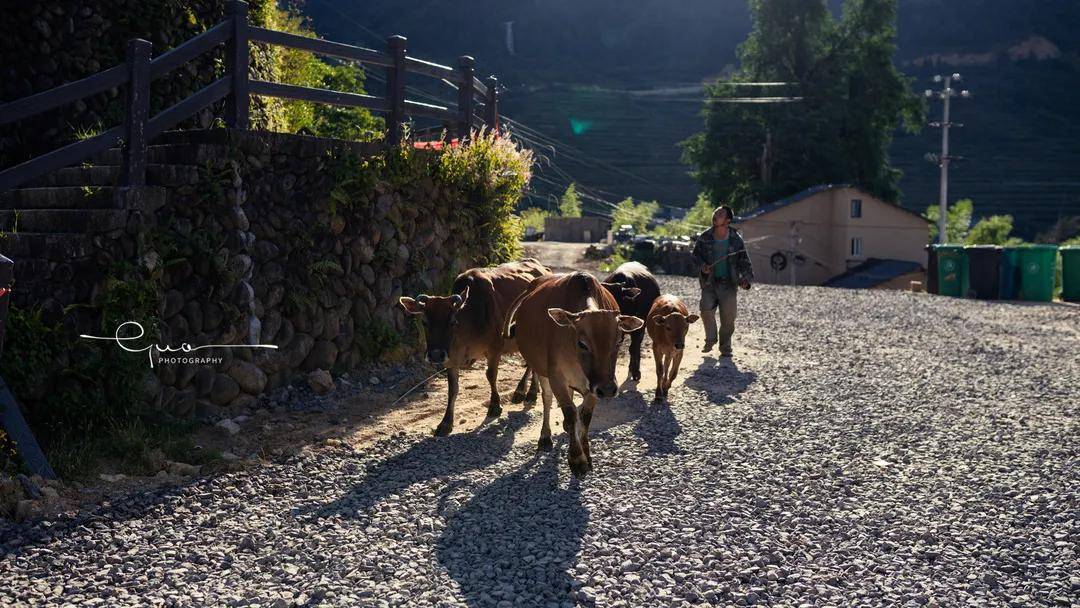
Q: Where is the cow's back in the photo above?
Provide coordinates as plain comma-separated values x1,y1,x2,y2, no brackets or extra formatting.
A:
511,272,617,377
605,261,661,319
452,259,551,350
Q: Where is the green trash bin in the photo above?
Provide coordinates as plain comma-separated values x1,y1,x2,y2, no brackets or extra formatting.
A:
999,247,1021,300
935,245,965,297
1061,246,1080,302
1018,244,1058,302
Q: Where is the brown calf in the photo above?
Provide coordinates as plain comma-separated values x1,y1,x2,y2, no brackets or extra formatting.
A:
504,272,644,478
646,295,699,404
400,258,550,436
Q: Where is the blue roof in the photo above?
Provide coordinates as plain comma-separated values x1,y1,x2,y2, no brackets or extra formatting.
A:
735,184,929,223
824,258,924,289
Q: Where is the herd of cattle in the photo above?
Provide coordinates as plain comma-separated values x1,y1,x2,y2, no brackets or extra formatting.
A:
399,259,699,478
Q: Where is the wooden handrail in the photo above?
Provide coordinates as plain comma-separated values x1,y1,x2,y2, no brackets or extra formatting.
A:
0,64,127,126
149,20,233,80
250,80,392,113
249,26,390,67
147,77,233,140
0,0,500,193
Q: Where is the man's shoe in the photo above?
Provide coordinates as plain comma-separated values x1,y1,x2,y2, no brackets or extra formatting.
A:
702,341,716,353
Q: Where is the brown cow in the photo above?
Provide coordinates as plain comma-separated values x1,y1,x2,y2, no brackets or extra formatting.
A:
504,272,644,477
646,294,699,404
399,258,550,436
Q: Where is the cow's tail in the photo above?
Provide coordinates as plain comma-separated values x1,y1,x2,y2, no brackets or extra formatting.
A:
502,276,545,340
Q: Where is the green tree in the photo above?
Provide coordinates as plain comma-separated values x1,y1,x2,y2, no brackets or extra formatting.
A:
682,0,923,212
654,194,715,237
559,183,582,217
923,198,972,243
966,215,1024,246
612,198,660,233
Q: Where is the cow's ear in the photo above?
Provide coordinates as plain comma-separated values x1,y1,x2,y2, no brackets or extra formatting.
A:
617,315,645,333
686,313,700,325
548,308,577,327
622,287,641,300
451,285,470,309
601,282,622,296
399,296,425,316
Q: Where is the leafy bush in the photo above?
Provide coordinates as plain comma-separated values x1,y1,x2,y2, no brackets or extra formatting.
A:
518,207,553,232
654,194,713,237
966,215,1024,246
924,199,973,243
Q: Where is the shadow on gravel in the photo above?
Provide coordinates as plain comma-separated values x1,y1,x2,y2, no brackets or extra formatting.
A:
633,401,683,456
682,357,757,406
436,449,586,607
302,411,530,521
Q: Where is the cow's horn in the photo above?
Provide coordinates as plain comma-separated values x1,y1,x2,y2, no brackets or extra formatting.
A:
417,294,429,304
449,294,462,305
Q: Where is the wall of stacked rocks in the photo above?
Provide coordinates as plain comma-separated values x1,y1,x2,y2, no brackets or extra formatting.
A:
146,130,509,417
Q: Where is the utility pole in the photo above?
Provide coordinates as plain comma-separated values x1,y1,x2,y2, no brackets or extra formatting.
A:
924,73,971,244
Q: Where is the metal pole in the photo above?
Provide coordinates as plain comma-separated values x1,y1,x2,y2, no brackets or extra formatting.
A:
937,75,951,244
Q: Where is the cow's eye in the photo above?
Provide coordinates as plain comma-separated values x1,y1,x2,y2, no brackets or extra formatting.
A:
577,340,588,352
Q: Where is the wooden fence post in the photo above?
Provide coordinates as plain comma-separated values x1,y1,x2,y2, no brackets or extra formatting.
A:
385,35,407,147
456,56,475,141
484,75,499,133
225,0,250,129
121,39,151,187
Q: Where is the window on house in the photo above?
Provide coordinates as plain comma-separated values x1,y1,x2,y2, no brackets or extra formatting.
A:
851,237,862,257
850,199,862,218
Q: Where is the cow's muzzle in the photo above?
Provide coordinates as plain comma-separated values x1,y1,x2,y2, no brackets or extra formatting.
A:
427,349,448,364
594,381,618,399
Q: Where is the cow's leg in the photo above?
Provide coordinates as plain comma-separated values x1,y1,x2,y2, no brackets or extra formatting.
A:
653,343,666,403
553,384,588,478
580,393,597,471
510,365,531,404
484,353,502,418
524,371,539,405
629,328,645,381
537,376,554,452
434,367,459,436
667,350,685,395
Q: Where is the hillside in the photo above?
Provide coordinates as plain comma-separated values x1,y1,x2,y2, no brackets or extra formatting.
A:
304,0,1080,238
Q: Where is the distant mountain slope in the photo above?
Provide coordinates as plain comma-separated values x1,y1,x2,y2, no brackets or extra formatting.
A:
304,0,1080,238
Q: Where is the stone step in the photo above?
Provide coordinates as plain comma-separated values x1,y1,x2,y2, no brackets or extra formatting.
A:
0,209,127,233
30,163,203,188
0,187,120,210
0,231,96,260
90,144,231,167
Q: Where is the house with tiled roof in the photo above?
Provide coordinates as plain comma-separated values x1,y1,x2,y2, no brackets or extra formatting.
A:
734,185,930,287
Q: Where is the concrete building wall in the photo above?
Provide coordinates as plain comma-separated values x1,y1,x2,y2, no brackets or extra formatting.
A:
543,217,612,242
737,187,929,286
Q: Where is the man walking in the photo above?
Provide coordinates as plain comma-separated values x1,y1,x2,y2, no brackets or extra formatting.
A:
691,205,753,357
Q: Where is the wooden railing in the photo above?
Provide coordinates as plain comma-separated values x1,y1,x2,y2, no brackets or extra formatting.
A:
0,0,499,193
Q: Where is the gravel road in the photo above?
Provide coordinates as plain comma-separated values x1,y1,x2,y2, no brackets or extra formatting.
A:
2,277,1078,607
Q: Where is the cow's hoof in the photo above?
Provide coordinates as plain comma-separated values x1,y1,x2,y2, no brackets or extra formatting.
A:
653,396,665,405
486,404,502,418
569,458,590,479
510,391,527,404
523,392,538,405
537,435,554,452
631,371,641,381
433,422,453,437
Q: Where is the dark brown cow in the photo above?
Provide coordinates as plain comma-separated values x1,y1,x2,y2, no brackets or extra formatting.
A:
645,294,699,403
603,261,661,382
504,272,644,477
399,258,550,436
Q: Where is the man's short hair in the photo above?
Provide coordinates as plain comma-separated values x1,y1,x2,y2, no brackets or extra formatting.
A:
712,205,734,221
